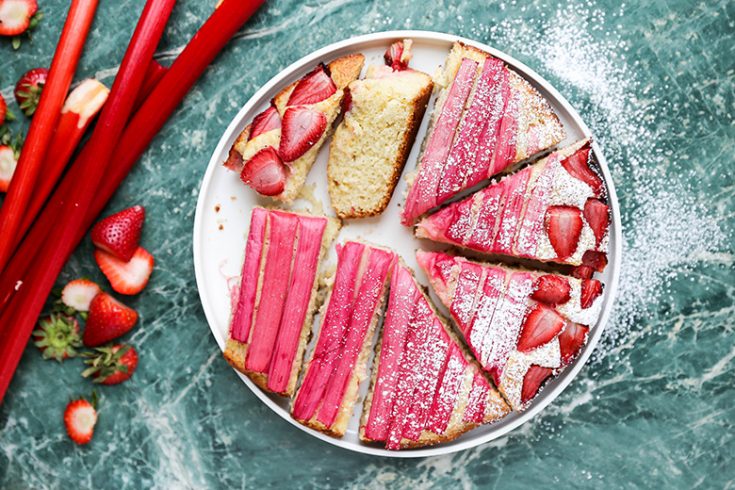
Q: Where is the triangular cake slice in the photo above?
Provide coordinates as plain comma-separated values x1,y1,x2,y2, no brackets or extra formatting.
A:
417,250,604,410
224,207,340,397
328,40,434,219
416,139,610,272
292,241,396,437
401,42,565,224
224,54,365,202
360,261,510,450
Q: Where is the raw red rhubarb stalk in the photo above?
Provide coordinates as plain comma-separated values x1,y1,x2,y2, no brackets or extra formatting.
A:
0,0,98,275
0,0,265,391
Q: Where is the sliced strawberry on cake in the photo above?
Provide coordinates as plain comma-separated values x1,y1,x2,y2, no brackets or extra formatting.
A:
360,261,509,450
223,208,340,397
224,54,365,202
416,139,610,270
291,241,396,437
327,40,433,219
401,42,565,225
416,250,603,410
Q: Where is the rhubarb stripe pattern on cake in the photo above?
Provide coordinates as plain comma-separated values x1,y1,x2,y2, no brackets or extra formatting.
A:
223,207,339,397
292,241,396,437
415,139,610,271
401,42,565,225
360,261,510,450
224,54,365,202
416,250,604,410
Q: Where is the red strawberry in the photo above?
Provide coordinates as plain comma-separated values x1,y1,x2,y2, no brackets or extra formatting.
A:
571,265,594,280
559,322,589,365
517,304,565,352
583,198,609,246
223,146,244,172
286,64,336,106
32,314,82,361
248,105,281,140
580,279,603,309
83,292,138,347
64,396,97,445
561,144,603,196
95,247,154,296
384,40,411,71
0,144,17,192
241,146,287,196
15,67,48,117
61,279,101,312
521,365,553,404
82,344,138,385
582,250,607,272
545,206,583,260
91,205,145,262
278,106,327,162
531,274,571,305
0,0,41,44
0,93,14,125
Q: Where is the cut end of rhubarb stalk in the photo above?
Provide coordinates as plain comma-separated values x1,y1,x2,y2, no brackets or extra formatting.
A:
62,79,110,129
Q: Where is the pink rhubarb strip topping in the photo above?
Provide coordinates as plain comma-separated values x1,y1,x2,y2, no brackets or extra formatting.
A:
450,261,484,335
463,372,490,423
491,166,532,255
425,343,468,434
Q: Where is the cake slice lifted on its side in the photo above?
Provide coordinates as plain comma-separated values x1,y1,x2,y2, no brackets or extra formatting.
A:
416,139,610,274
224,54,365,202
401,41,565,225
328,40,433,219
360,261,510,450
416,250,604,410
224,207,340,397
291,241,396,437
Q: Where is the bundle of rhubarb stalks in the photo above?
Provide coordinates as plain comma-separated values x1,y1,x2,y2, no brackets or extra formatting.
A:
0,0,264,402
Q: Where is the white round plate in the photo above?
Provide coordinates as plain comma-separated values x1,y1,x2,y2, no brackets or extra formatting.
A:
193,30,622,458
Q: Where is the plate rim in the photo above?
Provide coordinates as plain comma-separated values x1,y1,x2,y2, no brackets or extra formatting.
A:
192,29,622,458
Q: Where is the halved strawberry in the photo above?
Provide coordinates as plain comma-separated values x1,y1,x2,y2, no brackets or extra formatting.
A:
83,292,138,347
521,365,553,404
580,279,603,309
248,105,281,140
384,40,411,71
561,144,603,196
61,279,101,312
0,0,40,41
32,314,82,361
517,304,565,352
240,146,287,196
531,274,571,305
91,205,145,262
82,344,138,385
286,64,336,106
278,106,327,162
0,93,14,125
64,396,97,445
582,250,607,272
0,145,17,192
583,198,609,246
571,265,594,280
14,67,47,117
94,247,154,296
558,322,589,365
545,206,583,260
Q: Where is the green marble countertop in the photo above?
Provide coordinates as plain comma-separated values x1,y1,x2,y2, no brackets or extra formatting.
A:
1,0,732,488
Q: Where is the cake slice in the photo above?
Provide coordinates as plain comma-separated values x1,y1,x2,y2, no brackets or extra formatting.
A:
327,40,433,218
401,42,565,225
223,207,340,397
416,139,610,273
224,54,365,202
291,241,396,437
416,250,604,410
360,261,510,450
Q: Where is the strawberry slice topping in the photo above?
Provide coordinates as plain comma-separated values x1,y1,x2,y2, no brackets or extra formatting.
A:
561,144,603,196
384,40,411,71
531,274,571,305
521,365,553,404
286,64,336,106
580,279,603,309
517,304,565,352
94,247,154,296
558,322,589,364
571,265,594,280
240,146,287,196
582,250,608,272
248,105,281,140
91,205,145,262
278,106,327,162
545,206,583,260
583,198,609,246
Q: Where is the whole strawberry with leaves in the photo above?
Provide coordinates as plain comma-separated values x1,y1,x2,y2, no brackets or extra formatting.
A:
82,343,138,385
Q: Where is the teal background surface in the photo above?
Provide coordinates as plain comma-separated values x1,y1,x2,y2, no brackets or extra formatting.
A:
1,0,733,488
